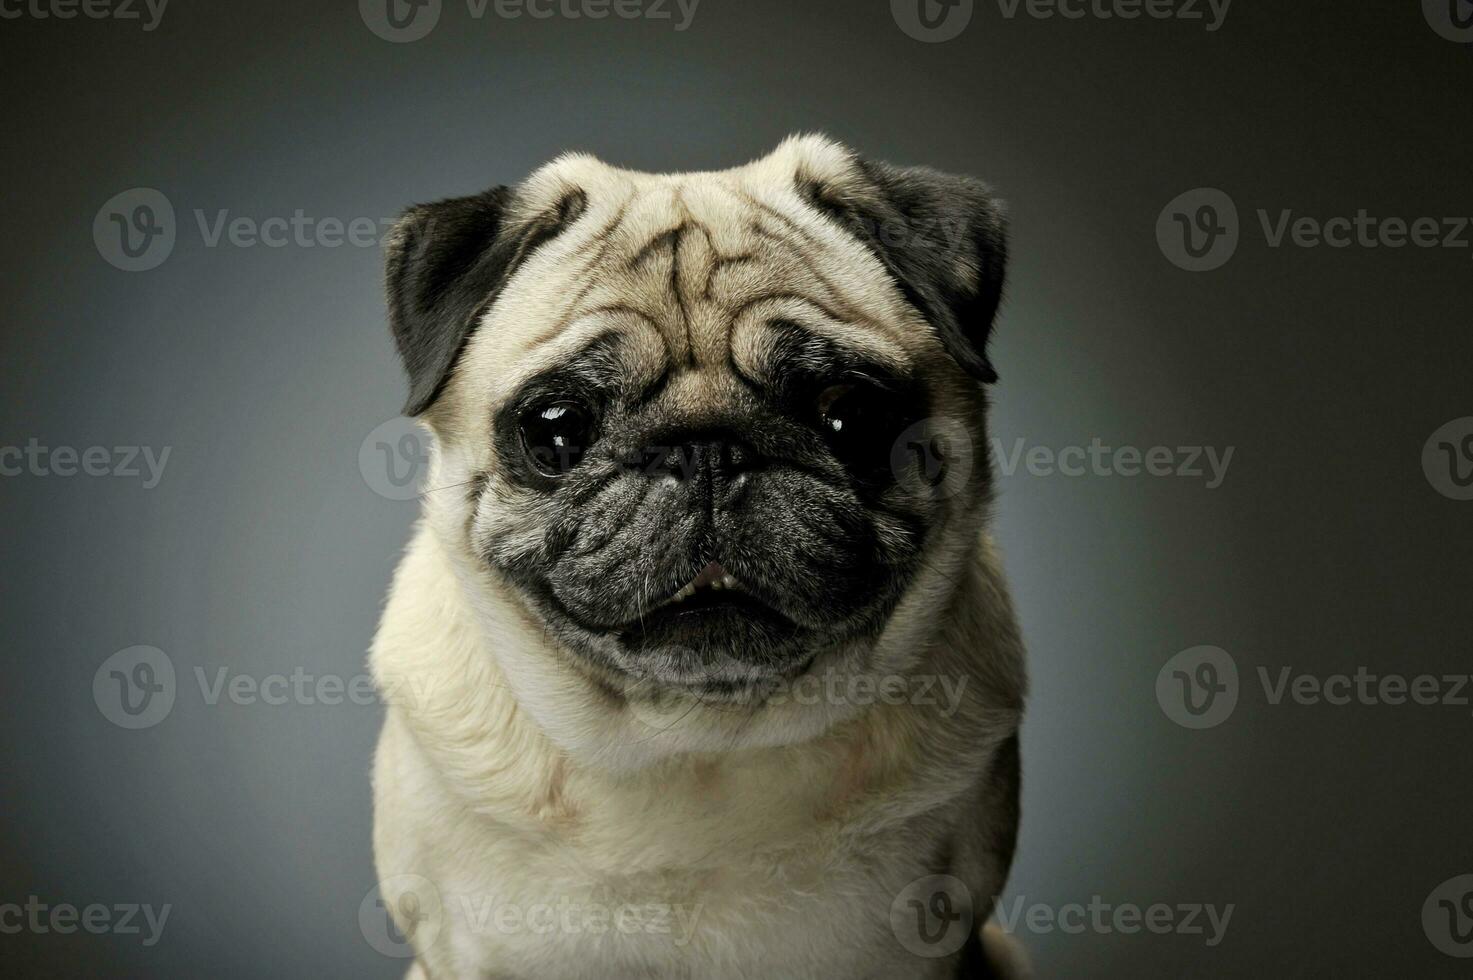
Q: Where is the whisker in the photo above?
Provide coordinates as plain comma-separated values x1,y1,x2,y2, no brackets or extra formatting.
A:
417,478,481,498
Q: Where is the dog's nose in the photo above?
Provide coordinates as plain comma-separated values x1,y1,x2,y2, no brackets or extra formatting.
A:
643,432,763,505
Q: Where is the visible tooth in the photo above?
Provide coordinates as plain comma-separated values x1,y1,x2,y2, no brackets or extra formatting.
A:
710,580,724,591
719,574,739,589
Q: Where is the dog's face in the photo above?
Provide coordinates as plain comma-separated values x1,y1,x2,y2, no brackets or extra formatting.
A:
386,136,1007,697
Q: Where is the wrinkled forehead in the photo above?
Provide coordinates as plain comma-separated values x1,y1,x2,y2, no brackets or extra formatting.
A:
451,155,931,414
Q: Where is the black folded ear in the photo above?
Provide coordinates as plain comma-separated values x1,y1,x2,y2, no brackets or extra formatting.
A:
385,186,587,415
801,160,1009,383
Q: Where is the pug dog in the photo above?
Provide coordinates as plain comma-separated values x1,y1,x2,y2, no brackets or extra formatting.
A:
369,135,1029,980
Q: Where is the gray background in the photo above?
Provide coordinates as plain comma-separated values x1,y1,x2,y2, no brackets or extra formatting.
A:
2,0,1470,975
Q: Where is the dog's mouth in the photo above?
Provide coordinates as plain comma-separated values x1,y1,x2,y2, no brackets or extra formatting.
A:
624,561,795,636
651,561,749,611
534,554,876,683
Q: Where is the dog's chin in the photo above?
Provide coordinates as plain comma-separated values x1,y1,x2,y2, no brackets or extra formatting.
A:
620,606,820,693
593,596,820,692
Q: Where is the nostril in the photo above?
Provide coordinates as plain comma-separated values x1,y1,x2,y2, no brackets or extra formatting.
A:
639,433,763,482
634,444,693,480
670,444,705,481
721,440,762,477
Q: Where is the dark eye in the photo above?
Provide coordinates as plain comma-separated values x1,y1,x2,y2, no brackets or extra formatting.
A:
816,383,905,476
519,401,595,477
